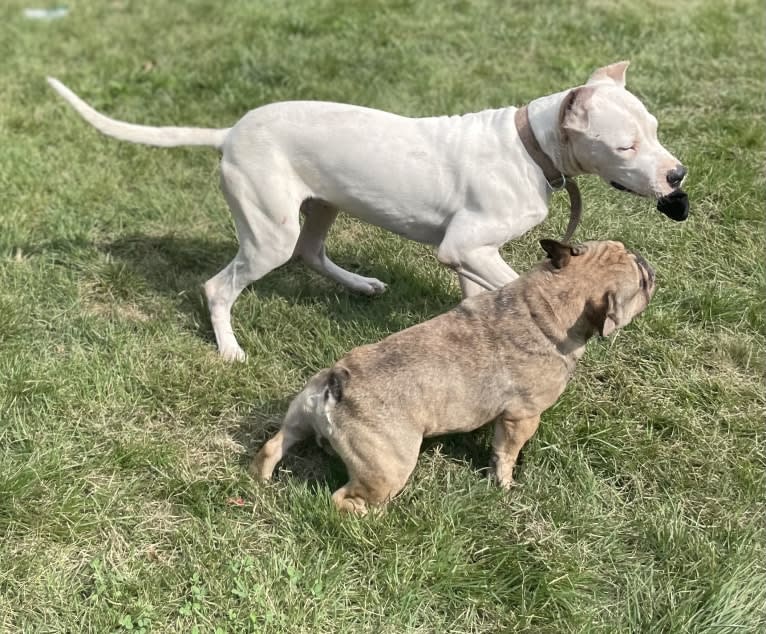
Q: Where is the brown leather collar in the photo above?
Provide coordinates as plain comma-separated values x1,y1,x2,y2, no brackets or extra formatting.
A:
514,105,581,243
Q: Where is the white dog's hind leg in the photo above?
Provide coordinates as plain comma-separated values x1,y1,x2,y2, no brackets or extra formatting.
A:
295,199,386,295
204,162,301,362
204,252,264,362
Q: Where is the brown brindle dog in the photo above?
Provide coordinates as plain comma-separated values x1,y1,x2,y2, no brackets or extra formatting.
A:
251,239,656,513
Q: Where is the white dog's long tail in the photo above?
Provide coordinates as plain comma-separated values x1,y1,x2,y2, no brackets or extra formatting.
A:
47,77,230,150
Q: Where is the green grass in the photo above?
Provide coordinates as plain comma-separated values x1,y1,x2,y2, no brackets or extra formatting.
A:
1,0,764,631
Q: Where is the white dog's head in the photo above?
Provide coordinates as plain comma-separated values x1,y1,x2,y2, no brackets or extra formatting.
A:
562,62,688,221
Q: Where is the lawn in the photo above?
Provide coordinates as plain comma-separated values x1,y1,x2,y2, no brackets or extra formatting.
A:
1,0,764,631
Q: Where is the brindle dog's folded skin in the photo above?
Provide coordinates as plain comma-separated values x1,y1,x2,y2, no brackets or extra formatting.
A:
252,240,656,514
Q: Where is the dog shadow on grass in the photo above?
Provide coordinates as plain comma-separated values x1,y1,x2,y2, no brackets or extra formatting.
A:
37,231,501,487
95,232,460,344
100,233,496,480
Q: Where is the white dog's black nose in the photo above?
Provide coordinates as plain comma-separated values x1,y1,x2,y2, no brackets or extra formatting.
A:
666,164,687,189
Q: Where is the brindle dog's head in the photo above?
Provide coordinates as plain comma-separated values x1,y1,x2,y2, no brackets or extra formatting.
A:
540,238,656,337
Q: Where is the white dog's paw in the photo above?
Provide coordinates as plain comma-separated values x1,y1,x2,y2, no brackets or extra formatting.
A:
358,277,387,295
219,343,247,362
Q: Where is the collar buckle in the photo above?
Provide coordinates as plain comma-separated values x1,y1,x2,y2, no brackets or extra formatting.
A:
546,173,566,191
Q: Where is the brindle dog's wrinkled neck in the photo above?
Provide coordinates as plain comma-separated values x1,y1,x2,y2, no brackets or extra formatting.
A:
527,266,601,356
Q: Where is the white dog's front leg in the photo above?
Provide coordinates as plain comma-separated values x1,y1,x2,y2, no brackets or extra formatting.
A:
439,243,518,296
438,212,520,296
459,274,493,298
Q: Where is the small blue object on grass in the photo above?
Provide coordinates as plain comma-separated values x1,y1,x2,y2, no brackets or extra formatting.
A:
23,6,69,20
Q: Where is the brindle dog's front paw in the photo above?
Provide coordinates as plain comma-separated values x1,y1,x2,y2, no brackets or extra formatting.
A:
490,454,516,490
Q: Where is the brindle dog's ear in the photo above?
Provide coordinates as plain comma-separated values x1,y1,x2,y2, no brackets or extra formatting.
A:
540,239,584,269
600,291,627,337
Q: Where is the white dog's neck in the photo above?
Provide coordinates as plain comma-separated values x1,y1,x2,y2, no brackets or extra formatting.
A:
526,89,582,178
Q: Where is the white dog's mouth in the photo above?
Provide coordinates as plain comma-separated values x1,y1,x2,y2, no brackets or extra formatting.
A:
610,180,637,195
610,180,689,221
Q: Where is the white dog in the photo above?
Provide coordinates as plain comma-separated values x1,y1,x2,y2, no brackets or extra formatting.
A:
48,61,687,361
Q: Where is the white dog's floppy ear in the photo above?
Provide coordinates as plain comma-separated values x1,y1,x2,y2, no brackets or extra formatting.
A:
586,61,630,88
560,86,597,133
540,239,585,269
600,291,627,336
